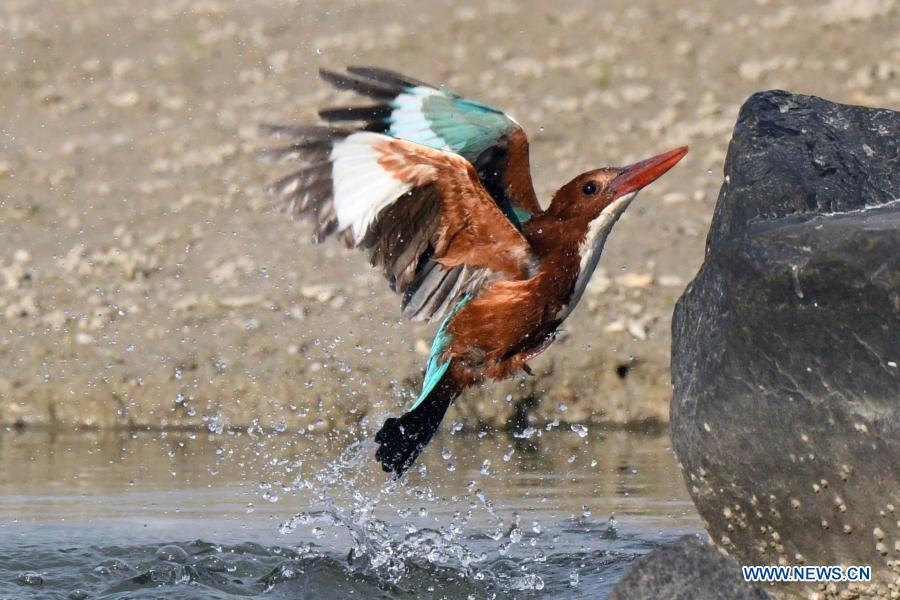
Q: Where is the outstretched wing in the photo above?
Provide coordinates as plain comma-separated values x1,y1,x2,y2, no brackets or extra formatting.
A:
317,66,542,227
262,126,538,322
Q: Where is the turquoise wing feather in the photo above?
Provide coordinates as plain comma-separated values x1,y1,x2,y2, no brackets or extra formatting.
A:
411,293,473,410
310,67,540,327
317,67,541,225
387,88,517,161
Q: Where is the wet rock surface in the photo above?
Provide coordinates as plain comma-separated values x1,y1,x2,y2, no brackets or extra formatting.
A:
609,535,774,600
672,91,900,596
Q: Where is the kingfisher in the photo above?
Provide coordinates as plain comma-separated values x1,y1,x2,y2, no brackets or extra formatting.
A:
262,67,687,476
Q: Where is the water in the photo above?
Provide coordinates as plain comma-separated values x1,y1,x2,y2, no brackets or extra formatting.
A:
1,427,700,598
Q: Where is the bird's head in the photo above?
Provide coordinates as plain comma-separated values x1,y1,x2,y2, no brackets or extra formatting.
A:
547,146,689,224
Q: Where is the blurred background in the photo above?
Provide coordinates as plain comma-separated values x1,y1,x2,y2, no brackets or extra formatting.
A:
0,0,897,597
1,0,897,432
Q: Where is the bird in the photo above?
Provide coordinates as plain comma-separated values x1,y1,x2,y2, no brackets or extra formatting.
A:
261,67,687,476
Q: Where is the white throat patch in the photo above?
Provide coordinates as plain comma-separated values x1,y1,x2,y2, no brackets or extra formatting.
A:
556,191,640,322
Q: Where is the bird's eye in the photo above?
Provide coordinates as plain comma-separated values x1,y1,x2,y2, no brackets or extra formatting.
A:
581,181,598,196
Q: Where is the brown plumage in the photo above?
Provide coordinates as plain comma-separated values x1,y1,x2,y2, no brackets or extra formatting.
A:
372,138,536,280
261,67,688,475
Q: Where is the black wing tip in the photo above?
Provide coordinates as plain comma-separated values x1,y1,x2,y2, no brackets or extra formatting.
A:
345,66,430,89
318,67,348,86
318,104,393,123
318,67,404,100
258,123,351,140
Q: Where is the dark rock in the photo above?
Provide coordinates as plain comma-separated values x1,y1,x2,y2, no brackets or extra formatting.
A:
609,535,774,600
704,90,900,248
672,90,900,596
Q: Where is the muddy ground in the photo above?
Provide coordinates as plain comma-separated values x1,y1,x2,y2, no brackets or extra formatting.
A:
0,0,897,432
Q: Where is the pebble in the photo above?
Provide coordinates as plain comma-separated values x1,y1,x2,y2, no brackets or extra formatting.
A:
662,191,688,205
414,339,431,357
217,295,265,308
299,284,336,303
74,333,94,345
627,319,648,341
108,90,141,108
658,275,684,287
605,320,626,333
615,273,654,289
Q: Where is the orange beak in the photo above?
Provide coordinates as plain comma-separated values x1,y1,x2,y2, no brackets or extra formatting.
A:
608,146,689,198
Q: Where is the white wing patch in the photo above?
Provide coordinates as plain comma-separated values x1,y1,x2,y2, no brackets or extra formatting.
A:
388,87,452,152
330,132,436,244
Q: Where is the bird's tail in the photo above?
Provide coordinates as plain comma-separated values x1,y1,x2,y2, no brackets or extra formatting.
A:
375,373,460,476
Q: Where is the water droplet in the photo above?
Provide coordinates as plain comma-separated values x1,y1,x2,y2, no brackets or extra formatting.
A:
155,544,189,563
571,423,588,438
514,426,538,439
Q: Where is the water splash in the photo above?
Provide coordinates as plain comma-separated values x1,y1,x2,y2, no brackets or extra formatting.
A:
2,429,702,598
272,437,551,589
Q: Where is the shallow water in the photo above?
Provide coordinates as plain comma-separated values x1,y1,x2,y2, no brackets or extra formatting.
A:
1,427,700,599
